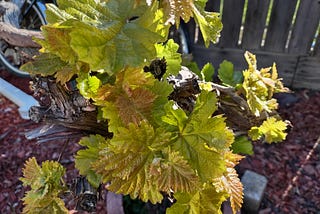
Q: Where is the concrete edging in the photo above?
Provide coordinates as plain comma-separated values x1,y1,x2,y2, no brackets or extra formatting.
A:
0,77,38,120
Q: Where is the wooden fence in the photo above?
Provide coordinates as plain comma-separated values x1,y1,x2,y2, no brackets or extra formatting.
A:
187,0,320,89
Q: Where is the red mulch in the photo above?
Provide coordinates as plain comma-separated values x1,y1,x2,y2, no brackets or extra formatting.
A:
238,90,320,213
1,68,319,213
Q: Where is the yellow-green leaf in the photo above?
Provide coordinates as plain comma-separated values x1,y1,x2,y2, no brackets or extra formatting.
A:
167,186,228,214
218,60,243,87
75,135,108,188
155,39,182,77
242,52,289,116
95,67,157,130
192,2,222,47
162,91,233,182
20,157,67,214
161,0,194,26
92,121,172,203
248,117,288,143
152,150,199,193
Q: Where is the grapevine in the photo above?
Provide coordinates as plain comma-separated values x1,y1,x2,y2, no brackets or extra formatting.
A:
20,0,290,213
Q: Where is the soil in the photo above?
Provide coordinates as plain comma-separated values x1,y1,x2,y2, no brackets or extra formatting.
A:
0,67,319,213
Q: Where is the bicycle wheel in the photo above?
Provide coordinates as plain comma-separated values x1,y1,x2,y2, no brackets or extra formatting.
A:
0,0,46,77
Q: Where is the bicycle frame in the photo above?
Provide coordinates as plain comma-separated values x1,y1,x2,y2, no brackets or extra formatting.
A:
22,0,57,21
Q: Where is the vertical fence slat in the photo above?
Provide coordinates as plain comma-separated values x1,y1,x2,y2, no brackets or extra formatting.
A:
288,0,320,54
218,0,245,48
205,0,221,12
264,0,298,52
314,35,320,56
241,0,270,50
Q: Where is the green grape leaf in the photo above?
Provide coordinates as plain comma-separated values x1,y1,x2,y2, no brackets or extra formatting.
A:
22,196,68,214
248,117,288,143
231,136,254,155
161,0,194,26
192,2,223,47
213,151,244,214
97,151,164,204
20,157,42,189
95,67,173,131
242,52,289,116
185,61,201,78
218,60,243,87
39,25,77,64
45,3,74,23
54,0,164,72
93,121,172,204
167,186,228,214
188,91,234,150
174,139,226,183
75,135,108,188
162,91,234,182
155,39,182,77
20,53,67,76
139,1,170,38
201,63,215,82
20,53,84,85
212,166,243,214
20,157,68,214
77,73,102,100
100,101,123,133
148,80,174,126
151,150,199,193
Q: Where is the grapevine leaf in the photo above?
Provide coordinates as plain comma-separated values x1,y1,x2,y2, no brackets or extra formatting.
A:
212,151,244,214
151,150,199,193
248,117,288,143
20,157,42,189
212,167,243,214
161,0,194,26
100,101,122,133
45,3,74,23
174,138,226,183
218,60,243,87
188,91,234,150
231,136,254,155
21,158,66,194
93,122,172,203
39,0,166,74
162,91,233,182
20,157,68,214
167,186,228,214
96,151,163,204
192,2,223,47
54,66,79,85
77,72,102,100
95,67,159,131
68,22,118,71
22,196,68,214
148,80,174,127
201,63,215,82
40,25,77,64
155,39,182,77
138,1,170,38
20,53,67,76
75,135,108,188
242,52,289,116
161,101,189,131
20,53,83,84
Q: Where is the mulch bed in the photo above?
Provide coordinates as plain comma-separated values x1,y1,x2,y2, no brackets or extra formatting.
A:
0,67,319,213
238,90,320,213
